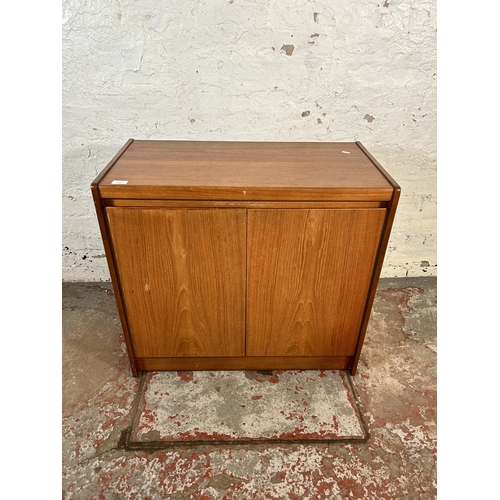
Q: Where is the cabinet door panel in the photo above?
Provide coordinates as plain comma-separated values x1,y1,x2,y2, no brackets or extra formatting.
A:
247,209,386,357
105,208,246,358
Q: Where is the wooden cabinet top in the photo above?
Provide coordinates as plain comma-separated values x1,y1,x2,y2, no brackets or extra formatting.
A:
93,139,399,201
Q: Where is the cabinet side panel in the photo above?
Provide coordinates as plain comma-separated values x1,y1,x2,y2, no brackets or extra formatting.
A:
105,208,246,357
247,209,386,357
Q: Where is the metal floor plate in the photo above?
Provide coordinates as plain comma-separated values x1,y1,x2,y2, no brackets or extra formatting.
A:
128,369,369,448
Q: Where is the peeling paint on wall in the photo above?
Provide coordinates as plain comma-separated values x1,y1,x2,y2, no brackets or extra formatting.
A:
62,0,437,281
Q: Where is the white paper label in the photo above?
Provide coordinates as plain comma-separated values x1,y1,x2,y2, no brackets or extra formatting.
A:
111,180,128,185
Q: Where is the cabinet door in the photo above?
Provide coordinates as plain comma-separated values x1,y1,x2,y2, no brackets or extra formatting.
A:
105,208,246,358
247,209,386,357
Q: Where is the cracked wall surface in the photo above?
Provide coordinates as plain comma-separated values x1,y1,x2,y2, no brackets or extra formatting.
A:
62,0,436,281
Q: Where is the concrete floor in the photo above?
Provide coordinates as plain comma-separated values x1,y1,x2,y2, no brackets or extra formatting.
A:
62,277,436,499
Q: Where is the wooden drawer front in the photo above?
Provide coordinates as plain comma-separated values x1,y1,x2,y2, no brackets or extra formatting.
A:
105,208,246,358
246,209,386,357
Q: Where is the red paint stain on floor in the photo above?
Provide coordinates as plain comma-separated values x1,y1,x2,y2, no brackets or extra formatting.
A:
63,280,437,499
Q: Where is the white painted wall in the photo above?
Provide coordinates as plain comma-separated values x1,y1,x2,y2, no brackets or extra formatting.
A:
62,0,436,281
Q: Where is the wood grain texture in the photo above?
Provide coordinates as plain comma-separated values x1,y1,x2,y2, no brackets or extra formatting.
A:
91,140,400,375
105,208,246,358
355,141,401,191
246,209,386,357
99,185,393,202
136,356,352,371
97,140,394,201
91,142,137,375
91,138,134,188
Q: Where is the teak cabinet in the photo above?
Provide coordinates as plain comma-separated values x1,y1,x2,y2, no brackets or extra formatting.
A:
91,140,400,377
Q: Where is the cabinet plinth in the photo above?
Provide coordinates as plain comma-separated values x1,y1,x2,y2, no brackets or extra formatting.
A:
91,140,400,377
